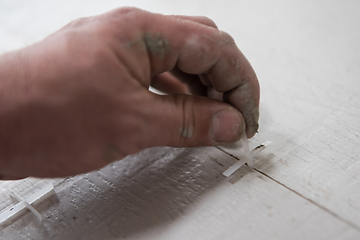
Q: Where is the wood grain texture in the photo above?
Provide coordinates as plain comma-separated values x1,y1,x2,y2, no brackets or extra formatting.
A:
218,0,360,230
1,147,359,240
0,0,360,239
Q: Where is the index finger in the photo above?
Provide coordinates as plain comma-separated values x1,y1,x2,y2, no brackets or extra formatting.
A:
115,8,260,137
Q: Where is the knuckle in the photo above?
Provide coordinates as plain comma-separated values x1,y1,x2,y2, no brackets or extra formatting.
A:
106,7,144,21
176,96,197,143
67,17,91,28
112,6,141,15
102,7,147,40
218,30,236,45
178,33,220,73
197,16,218,29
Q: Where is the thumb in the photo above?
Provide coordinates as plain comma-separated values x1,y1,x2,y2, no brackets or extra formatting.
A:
149,94,245,147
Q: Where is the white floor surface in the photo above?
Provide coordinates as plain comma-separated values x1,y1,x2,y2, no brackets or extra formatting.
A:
1,1,360,239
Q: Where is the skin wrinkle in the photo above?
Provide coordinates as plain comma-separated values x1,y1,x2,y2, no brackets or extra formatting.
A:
179,126,194,138
120,35,155,88
217,30,236,46
205,45,246,92
177,95,197,140
181,32,233,77
143,32,170,59
200,32,234,48
178,35,219,75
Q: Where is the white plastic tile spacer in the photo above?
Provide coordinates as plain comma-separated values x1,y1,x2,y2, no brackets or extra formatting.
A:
223,140,272,177
0,183,54,225
241,133,253,168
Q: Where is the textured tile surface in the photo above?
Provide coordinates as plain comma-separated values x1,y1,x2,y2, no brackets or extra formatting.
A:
1,0,360,239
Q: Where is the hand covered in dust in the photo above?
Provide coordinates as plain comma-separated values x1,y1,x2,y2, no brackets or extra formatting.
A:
0,7,259,179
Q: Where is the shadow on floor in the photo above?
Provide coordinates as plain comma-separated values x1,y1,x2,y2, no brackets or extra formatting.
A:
2,146,248,240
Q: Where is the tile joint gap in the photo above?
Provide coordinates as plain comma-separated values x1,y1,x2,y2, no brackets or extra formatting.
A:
219,148,360,232
252,167,360,232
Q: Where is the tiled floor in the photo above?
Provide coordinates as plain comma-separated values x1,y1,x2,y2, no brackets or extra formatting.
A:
1,0,360,239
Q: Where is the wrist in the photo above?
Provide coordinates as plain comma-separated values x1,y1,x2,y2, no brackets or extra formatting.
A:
0,49,32,177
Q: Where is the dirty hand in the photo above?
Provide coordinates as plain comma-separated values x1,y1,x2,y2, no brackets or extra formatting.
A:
0,7,259,179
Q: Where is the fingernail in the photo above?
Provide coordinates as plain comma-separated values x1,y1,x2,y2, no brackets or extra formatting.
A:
211,109,243,143
246,123,259,138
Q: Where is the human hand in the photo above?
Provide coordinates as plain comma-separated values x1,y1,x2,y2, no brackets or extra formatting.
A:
0,7,259,178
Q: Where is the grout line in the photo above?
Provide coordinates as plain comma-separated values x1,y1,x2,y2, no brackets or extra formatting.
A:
252,167,360,232
215,146,239,160
218,148,360,232
254,168,360,232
